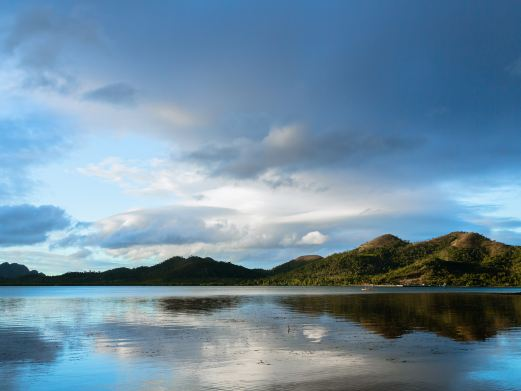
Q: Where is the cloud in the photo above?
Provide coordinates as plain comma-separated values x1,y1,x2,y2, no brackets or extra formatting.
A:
83,82,137,106
3,6,100,92
0,204,70,246
69,248,92,259
53,200,340,263
78,157,204,197
298,231,328,245
188,124,415,183
69,152,499,264
58,206,241,249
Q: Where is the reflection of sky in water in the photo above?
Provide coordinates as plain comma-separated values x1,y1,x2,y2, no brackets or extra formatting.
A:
462,334,521,391
1,287,521,390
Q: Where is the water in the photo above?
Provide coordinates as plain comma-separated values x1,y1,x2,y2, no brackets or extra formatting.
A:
1,286,521,390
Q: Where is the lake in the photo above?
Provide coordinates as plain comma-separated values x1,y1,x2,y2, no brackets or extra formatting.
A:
1,286,521,390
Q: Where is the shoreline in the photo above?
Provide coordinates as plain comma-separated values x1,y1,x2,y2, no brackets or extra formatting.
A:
1,283,520,289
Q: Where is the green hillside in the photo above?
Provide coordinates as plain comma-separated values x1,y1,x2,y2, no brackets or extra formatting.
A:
258,232,521,286
270,255,323,274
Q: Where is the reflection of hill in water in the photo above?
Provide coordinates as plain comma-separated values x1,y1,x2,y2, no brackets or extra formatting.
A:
279,294,521,341
159,296,243,314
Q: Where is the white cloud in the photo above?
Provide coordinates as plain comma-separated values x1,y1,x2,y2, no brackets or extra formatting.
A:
263,124,303,149
78,157,204,197
298,231,328,245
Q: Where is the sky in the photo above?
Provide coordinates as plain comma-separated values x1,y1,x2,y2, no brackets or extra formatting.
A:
2,0,521,274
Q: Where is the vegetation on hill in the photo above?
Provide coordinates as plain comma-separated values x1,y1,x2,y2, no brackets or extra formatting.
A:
5,256,266,286
258,232,521,286
2,232,521,286
0,262,39,280
270,255,323,275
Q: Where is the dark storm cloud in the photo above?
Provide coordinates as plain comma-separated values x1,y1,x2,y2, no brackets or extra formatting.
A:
7,1,521,181
66,0,521,184
0,204,70,246
83,82,137,106
188,126,417,181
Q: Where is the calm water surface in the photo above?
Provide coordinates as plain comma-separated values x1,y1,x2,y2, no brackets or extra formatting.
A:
1,286,521,390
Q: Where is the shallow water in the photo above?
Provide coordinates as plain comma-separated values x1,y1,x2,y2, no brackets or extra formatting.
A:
1,286,521,390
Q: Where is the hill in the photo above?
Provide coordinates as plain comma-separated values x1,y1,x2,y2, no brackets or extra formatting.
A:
270,255,323,274
3,232,521,286
259,232,521,286
357,234,408,251
6,256,266,285
0,262,39,280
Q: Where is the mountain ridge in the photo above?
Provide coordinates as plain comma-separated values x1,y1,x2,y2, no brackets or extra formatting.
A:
262,231,521,286
3,232,521,286
0,262,39,280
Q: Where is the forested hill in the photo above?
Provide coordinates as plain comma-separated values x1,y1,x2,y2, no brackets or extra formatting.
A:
3,232,521,286
260,232,521,286
2,256,266,285
0,262,39,279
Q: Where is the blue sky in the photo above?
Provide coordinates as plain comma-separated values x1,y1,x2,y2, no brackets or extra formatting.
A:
2,0,521,274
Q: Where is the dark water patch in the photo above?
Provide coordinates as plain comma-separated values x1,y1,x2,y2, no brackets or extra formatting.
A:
159,295,243,314
278,293,521,341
